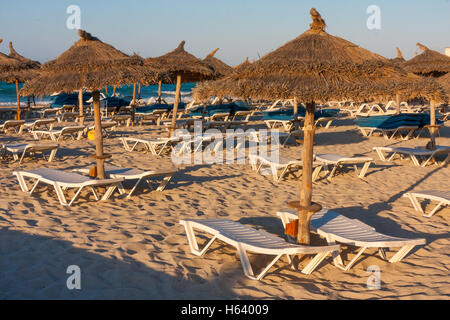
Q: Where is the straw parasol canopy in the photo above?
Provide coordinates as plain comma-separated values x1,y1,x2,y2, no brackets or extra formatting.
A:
193,8,445,245
437,72,450,102
146,40,216,135
203,48,234,78
0,40,41,119
21,29,160,179
147,40,215,83
404,43,450,77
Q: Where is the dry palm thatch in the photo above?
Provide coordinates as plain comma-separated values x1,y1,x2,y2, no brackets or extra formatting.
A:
404,43,450,77
146,41,215,83
390,47,406,66
203,48,234,78
437,72,450,102
234,57,251,72
193,10,444,104
0,40,40,83
21,30,161,96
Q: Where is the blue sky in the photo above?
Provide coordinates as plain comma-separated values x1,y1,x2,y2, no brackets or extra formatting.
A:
0,0,449,66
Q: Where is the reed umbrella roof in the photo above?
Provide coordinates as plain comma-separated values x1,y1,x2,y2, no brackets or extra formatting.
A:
437,72,450,102
21,30,160,96
404,43,450,77
146,41,215,83
193,9,444,103
203,48,234,78
0,39,40,83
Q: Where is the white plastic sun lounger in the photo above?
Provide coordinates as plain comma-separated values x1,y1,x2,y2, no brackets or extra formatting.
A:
403,190,450,217
32,126,86,142
249,154,323,182
315,153,373,180
0,120,25,134
373,146,450,167
358,126,418,140
20,118,57,133
120,136,184,156
57,112,79,123
277,209,425,271
86,121,118,137
1,143,59,163
179,218,340,280
13,168,124,206
74,164,178,198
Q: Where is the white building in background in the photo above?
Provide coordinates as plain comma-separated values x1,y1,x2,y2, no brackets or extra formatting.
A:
445,47,450,57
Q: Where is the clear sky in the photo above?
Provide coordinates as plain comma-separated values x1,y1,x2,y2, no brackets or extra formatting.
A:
0,0,449,66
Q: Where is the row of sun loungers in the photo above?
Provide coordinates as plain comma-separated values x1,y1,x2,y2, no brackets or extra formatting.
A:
13,164,179,206
373,146,450,167
180,205,427,280
249,153,373,182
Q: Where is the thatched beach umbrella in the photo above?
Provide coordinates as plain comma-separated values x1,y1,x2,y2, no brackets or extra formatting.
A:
404,43,450,143
203,48,234,78
404,43,450,77
21,30,158,179
147,40,215,135
0,40,40,119
194,8,444,245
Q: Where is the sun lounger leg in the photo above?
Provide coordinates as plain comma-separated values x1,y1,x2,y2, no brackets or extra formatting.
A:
68,187,85,206
387,152,397,162
48,149,57,162
312,165,322,182
29,179,41,195
102,184,118,201
128,177,144,198
325,236,345,270
182,222,217,256
301,252,330,275
156,174,173,192
343,247,368,271
374,148,387,161
14,173,30,192
406,194,424,214
389,245,416,263
410,155,421,166
53,183,69,206
327,165,339,181
426,201,445,217
358,161,372,179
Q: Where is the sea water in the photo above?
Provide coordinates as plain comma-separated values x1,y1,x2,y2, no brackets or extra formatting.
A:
0,81,196,106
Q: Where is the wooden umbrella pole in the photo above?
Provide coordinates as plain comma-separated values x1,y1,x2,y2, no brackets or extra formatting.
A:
132,83,136,104
428,100,437,150
138,83,141,99
112,85,117,96
158,80,162,103
169,75,181,137
295,101,321,245
293,97,298,130
78,89,84,125
396,93,401,115
131,83,137,125
15,80,21,120
105,86,109,97
92,90,106,179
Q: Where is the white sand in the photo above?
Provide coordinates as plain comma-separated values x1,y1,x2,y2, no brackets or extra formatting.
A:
0,117,448,299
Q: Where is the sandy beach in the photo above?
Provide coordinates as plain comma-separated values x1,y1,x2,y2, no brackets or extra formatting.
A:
0,117,448,299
